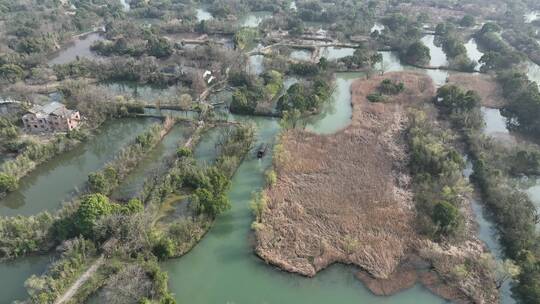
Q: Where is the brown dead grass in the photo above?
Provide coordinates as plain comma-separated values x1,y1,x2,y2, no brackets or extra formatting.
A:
448,73,507,108
255,71,499,303
255,72,435,278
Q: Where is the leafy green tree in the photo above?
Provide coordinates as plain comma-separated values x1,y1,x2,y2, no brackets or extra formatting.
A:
0,64,24,83
404,41,431,66
379,79,404,95
88,172,108,194
176,147,193,158
318,57,328,70
279,109,303,129
433,201,462,237
234,28,259,50
192,167,231,218
437,85,480,111
152,237,175,260
146,36,172,58
480,22,501,34
230,88,256,114
460,15,475,27
73,194,116,238
514,252,540,304
0,173,17,192
123,198,144,214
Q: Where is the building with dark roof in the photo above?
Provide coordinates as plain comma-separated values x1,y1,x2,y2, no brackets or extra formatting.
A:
22,102,81,133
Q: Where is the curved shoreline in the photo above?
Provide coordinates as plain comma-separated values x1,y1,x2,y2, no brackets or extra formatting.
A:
254,71,499,303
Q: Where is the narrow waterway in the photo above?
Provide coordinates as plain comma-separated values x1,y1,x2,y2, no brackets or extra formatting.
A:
464,39,484,71
290,49,312,61
240,11,271,27
162,116,446,304
111,124,192,200
99,81,178,104
0,118,156,216
194,127,222,166
48,33,103,66
421,35,448,67
248,55,265,75
481,107,509,137
305,72,361,134
0,255,51,304
463,159,516,304
196,8,213,21
377,51,448,87
320,46,355,61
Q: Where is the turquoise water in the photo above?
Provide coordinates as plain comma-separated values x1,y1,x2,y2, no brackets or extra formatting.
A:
48,33,103,66
0,118,156,216
111,124,192,200
162,116,447,304
0,255,51,304
306,72,362,134
194,127,222,166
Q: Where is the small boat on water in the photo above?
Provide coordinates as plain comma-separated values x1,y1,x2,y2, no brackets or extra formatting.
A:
257,143,268,158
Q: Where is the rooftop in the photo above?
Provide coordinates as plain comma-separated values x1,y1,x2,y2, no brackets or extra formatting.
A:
26,102,77,118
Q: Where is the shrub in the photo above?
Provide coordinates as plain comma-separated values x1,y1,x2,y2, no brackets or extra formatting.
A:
433,201,463,238
0,173,17,192
404,41,431,66
378,79,404,95
367,92,385,103
176,147,192,158
73,194,117,238
152,237,175,260
88,172,108,194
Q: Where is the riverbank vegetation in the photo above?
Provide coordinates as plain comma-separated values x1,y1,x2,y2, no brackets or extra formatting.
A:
475,23,524,72
435,23,476,71
0,132,86,198
407,110,467,241
4,0,540,302
255,72,497,302
88,117,175,195
498,71,540,137
435,83,540,303
230,69,284,115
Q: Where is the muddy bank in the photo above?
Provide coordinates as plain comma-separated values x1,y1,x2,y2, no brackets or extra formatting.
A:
255,72,499,303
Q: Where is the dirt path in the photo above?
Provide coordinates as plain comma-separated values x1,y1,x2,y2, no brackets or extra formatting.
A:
54,256,104,304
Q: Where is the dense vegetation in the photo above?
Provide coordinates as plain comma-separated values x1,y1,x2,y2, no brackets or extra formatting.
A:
88,118,174,195
435,23,476,71
475,23,524,71
435,84,540,304
407,110,467,240
277,78,332,115
367,78,405,102
498,71,540,137
0,133,85,197
230,70,284,115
